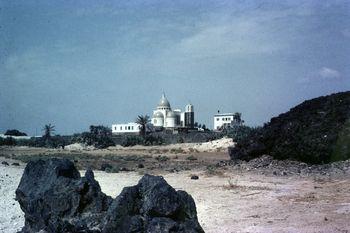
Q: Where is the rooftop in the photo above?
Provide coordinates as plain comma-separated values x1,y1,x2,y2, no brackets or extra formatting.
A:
214,113,235,116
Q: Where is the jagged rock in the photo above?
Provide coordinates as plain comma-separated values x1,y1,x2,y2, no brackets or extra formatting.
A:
16,158,204,233
16,158,112,233
102,174,204,233
2,161,9,166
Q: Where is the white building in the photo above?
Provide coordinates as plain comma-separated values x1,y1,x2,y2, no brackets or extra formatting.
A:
112,122,141,134
213,113,238,131
112,93,195,134
152,93,194,129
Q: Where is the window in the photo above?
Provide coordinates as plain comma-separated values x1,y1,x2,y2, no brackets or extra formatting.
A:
216,118,219,121
131,126,134,130
222,118,224,121
120,126,122,130
125,126,127,130
128,126,130,130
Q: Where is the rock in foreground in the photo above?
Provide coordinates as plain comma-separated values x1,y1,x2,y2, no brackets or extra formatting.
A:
16,158,204,233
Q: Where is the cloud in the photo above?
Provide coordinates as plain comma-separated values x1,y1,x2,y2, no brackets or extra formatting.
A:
318,67,341,80
298,67,342,84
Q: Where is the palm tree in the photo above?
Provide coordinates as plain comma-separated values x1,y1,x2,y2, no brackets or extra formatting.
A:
135,115,150,137
42,124,55,139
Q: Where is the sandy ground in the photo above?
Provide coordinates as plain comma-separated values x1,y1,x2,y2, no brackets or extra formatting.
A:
1,161,350,233
63,137,235,153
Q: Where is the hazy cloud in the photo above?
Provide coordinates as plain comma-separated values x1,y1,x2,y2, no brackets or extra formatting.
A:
319,67,341,80
298,67,342,84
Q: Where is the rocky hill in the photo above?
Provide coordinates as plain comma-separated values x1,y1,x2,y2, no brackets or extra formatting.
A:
229,91,350,164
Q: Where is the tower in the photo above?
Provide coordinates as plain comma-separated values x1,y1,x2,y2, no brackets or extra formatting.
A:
184,104,194,128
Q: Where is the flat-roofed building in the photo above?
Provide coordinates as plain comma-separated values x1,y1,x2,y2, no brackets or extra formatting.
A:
112,122,141,134
213,113,240,131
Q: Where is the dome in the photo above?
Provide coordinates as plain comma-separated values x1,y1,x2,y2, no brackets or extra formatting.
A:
153,111,164,118
167,111,176,118
157,93,171,109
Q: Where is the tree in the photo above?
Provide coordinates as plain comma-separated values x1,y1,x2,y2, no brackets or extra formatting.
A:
233,112,243,125
135,115,150,137
42,124,55,139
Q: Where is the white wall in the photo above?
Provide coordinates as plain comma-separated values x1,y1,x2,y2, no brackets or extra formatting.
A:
0,134,32,140
112,123,141,134
213,114,234,130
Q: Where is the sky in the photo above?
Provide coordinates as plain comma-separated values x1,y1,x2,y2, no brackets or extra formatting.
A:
1,0,350,135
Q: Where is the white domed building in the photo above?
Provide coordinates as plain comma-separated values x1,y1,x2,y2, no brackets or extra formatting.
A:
152,93,194,129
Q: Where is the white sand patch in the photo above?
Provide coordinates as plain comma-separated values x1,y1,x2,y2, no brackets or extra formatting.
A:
64,143,95,151
109,137,235,153
0,164,24,233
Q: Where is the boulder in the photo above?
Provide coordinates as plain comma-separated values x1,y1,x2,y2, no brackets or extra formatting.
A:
16,158,112,233
16,158,204,233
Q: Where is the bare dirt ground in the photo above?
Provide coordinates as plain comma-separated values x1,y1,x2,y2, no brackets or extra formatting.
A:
1,145,350,233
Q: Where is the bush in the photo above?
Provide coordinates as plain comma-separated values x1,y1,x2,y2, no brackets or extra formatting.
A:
121,135,164,147
223,125,262,143
121,136,144,147
144,135,164,146
0,137,16,146
155,155,169,162
14,136,70,148
73,125,115,149
229,91,350,164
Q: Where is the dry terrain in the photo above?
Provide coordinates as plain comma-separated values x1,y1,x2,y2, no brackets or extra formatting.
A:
1,143,350,233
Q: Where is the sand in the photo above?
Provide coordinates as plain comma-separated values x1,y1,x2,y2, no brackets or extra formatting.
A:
1,162,350,233
107,137,235,153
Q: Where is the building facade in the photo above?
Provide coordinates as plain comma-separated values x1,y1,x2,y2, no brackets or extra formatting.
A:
152,93,194,129
112,122,141,134
213,113,239,131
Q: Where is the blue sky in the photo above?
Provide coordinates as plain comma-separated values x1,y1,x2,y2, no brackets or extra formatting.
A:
1,0,350,135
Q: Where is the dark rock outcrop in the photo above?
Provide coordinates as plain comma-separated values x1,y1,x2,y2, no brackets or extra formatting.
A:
2,161,9,166
16,158,204,233
229,91,350,164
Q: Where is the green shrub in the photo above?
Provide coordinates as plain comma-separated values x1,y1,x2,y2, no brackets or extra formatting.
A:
121,136,144,147
0,137,16,146
155,155,169,162
73,125,115,149
230,91,350,164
